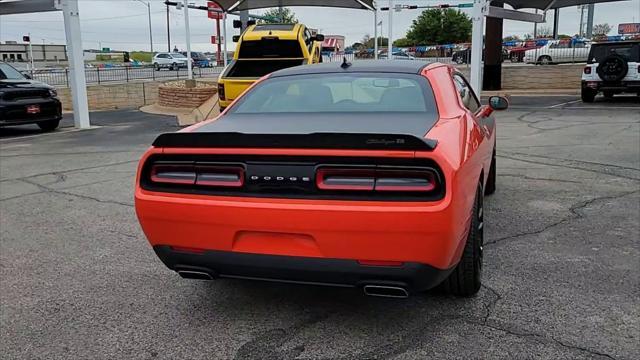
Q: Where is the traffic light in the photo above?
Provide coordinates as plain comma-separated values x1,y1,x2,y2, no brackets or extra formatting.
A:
23,35,30,43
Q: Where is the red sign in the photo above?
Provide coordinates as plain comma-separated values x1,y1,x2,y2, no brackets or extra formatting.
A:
26,105,40,114
618,23,640,35
211,36,224,44
207,2,224,20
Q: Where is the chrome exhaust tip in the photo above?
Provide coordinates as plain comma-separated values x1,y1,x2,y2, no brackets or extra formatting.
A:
177,270,214,280
363,285,409,298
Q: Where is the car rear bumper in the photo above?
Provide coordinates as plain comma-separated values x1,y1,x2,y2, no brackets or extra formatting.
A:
153,245,453,292
582,80,640,92
0,98,62,126
135,188,468,272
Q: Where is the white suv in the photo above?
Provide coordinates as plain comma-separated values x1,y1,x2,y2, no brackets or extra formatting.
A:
152,52,189,71
581,40,640,102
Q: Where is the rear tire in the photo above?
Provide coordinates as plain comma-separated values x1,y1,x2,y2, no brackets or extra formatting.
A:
441,182,484,297
581,88,596,103
485,149,496,195
154,63,160,71
37,119,60,132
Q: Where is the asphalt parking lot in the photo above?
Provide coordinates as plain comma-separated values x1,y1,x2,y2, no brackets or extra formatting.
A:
1,96,639,359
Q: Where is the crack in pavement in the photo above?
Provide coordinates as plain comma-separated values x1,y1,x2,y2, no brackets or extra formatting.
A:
497,153,640,181
0,159,138,183
499,173,583,184
485,190,640,247
503,151,640,172
19,178,134,208
466,320,616,359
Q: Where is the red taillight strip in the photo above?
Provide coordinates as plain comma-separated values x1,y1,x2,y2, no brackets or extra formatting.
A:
150,163,244,188
195,166,244,187
316,167,438,192
316,168,375,191
150,165,196,185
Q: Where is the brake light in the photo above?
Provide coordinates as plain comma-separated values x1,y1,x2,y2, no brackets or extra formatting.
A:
150,164,196,185
316,168,375,190
150,163,244,187
217,83,225,101
316,167,438,192
195,165,244,187
584,66,592,74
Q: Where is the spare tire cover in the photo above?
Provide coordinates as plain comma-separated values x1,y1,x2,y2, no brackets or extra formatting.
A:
596,54,629,82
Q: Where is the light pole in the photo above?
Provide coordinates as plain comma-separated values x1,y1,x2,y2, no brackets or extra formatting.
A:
134,0,154,53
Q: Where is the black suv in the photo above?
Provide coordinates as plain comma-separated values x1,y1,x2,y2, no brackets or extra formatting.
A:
581,40,640,102
0,62,62,131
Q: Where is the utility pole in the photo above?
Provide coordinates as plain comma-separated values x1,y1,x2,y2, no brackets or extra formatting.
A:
579,5,585,37
183,0,193,79
166,3,171,52
586,3,595,38
134,1,153,53
388,0,393,56
374,7,378,59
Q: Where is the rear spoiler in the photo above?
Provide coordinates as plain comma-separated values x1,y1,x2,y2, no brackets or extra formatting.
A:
152,132,437,151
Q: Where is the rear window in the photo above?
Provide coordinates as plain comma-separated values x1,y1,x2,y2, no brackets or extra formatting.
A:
229,73,434,114
253,24,295,31
588,43,640,63
238,40,303,58
225,59,305,78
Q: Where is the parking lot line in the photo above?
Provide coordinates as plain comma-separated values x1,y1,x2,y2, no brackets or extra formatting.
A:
0,126,101,143
548,99,581,108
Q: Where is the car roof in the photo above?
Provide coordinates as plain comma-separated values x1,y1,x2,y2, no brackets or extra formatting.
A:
270,60,431,78
592,40,640,46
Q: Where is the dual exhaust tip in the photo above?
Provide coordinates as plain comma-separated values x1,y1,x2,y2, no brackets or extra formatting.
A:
363,285,409,298
177,270,409,298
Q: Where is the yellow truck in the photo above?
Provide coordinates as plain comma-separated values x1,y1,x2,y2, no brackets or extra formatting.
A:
217,23,324,110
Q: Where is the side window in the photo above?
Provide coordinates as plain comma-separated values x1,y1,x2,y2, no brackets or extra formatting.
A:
453,74,480,112
304,28,314,54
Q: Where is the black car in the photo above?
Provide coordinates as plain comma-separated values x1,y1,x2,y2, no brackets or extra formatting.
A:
0,62,62,131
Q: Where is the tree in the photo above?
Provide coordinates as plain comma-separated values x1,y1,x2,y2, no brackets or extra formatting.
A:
592,23,612,37
503,35,521,42
361,34,388,48
405,9,472,45
536,26,553,38
258,7,297,24
393,37,415,47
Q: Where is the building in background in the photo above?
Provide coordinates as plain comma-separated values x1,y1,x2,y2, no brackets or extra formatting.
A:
321,35,345,53
0,42,68,63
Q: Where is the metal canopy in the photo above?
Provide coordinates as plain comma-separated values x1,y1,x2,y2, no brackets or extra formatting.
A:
212,0,375,12
502,0,621,10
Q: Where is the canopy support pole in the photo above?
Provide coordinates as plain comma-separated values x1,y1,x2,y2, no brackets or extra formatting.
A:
62,0,90,129
374,5,378,59
470,0,485,94
388,0,393,58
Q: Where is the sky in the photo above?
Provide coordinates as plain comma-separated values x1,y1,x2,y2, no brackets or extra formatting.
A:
0,0,639,53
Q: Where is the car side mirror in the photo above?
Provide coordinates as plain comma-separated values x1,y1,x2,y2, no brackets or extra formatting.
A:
232,35,240,43
488,96,509,111
313,34,325,42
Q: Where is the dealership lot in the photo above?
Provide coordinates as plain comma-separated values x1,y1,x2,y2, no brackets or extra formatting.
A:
1,97,638,359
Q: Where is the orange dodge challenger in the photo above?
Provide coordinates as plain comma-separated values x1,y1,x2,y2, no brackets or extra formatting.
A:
135,61,508,298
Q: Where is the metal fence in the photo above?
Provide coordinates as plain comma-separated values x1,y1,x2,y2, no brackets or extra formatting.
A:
26,65,223,87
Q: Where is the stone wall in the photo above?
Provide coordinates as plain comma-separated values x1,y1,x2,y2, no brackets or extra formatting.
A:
158,85,217,108
57,81,161,111
455,64,583,90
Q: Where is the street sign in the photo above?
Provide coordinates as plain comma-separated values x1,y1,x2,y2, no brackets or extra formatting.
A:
23,35,30,42
211,36,224,44
207,1,224,19
102,47,110,52
618,23,640,35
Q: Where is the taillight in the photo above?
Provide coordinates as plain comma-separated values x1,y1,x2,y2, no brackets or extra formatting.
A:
150,164,196,184
316,167,438,192
217,83,225,101
584,66,592,74
195,165,244,187
150,163,243,187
